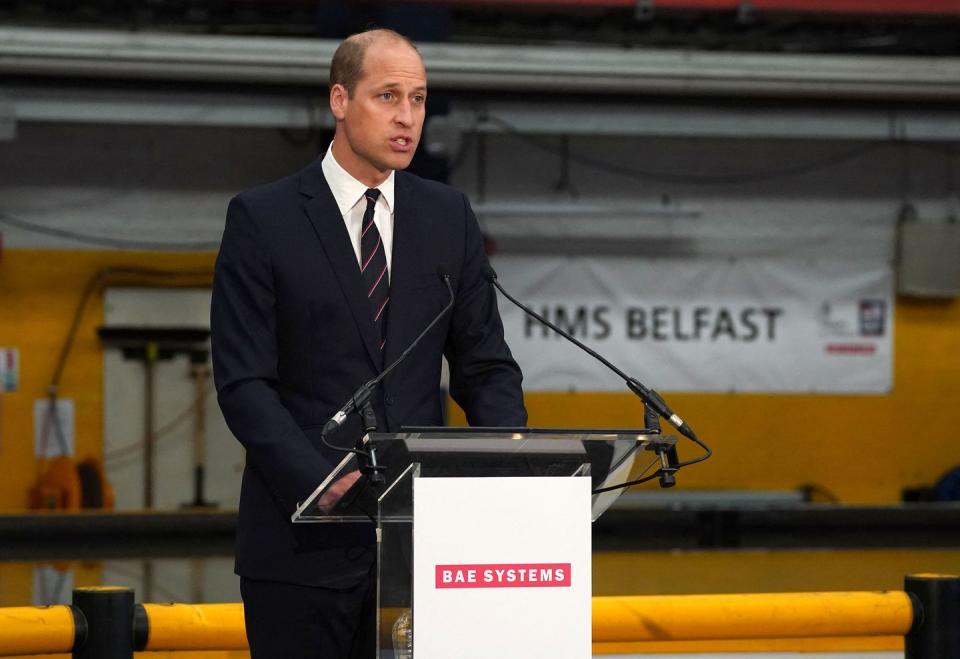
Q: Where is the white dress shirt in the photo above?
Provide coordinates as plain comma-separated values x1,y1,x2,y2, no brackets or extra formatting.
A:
321,145,395,279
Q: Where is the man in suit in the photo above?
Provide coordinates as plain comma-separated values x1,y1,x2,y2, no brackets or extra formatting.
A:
211,28,527,659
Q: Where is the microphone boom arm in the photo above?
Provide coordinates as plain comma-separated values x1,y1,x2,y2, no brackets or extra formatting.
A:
320,272,457,477
486,269,712,488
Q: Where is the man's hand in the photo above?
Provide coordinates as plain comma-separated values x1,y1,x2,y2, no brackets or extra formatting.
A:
315,469,363,514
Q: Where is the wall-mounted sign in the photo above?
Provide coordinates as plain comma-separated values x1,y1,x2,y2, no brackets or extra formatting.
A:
0,348,18,392
492,256,893,394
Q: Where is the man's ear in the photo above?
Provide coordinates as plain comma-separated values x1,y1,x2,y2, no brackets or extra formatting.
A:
330,83,348,121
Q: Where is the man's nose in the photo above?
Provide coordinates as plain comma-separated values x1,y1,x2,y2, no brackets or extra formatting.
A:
395,100,414,127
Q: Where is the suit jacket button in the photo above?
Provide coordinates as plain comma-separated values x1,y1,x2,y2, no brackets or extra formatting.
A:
385,395,395,406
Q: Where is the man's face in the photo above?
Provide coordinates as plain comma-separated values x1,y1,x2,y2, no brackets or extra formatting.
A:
330,39,427,187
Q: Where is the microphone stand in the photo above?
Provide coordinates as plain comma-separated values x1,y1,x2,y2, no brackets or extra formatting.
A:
643,406,678,488
358,399,385,484
486,268,710,492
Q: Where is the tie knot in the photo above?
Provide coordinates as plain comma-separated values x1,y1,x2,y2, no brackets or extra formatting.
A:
364,188,381,206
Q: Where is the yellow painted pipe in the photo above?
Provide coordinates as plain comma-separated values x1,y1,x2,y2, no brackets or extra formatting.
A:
0,591,916,656
141,603,247,651
592,591,914,642
144,592,913,649
0,605,75,655
593,635,904,654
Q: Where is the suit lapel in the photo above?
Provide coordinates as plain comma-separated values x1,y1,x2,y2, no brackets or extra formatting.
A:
300,160,383,371
383,173,420,367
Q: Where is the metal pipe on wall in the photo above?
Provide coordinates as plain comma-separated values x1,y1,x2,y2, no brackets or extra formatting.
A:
1,27,959,101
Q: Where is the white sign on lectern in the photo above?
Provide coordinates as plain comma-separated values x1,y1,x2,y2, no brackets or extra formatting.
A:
413,476,592,659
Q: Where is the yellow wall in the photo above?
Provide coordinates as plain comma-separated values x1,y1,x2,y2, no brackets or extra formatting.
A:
592,548,960,595
0,250,214,512
2,249,959,508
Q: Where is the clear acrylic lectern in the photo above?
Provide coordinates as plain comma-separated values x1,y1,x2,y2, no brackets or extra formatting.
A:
292,428,673,658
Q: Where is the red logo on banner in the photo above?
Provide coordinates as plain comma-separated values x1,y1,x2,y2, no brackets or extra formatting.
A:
435,563,571,589
826,343,876,355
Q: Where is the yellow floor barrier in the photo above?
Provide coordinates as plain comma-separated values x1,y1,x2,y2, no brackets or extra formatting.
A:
138,604,246,652
1,574,956,658
0,606,75,656
592,591,914,642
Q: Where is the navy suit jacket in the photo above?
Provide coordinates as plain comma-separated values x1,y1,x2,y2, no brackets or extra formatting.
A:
211,155,527,587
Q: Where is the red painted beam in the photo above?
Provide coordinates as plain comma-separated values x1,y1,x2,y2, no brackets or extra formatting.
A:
658,0,960,14
401,0,960,16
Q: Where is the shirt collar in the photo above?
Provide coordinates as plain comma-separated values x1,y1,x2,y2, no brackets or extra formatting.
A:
321,144,395,216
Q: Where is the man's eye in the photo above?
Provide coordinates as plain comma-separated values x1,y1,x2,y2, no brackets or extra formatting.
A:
380,92,394,101
413,95,426,104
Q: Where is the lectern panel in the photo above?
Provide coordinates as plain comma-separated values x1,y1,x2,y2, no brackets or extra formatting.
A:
289,429,674,659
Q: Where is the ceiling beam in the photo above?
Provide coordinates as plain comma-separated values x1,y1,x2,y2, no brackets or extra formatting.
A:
2,27,960,101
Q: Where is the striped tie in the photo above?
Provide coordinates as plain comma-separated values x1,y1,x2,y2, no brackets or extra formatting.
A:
360,188,388,350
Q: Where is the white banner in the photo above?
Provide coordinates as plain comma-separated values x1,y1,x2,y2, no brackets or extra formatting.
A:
492,256,893,393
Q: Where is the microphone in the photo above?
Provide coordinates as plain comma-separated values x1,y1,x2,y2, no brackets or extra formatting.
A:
482,265,711,487
321,268,456,458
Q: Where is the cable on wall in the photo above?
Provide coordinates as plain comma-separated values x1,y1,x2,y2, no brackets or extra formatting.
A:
476,114,949,186
103,381,216,466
